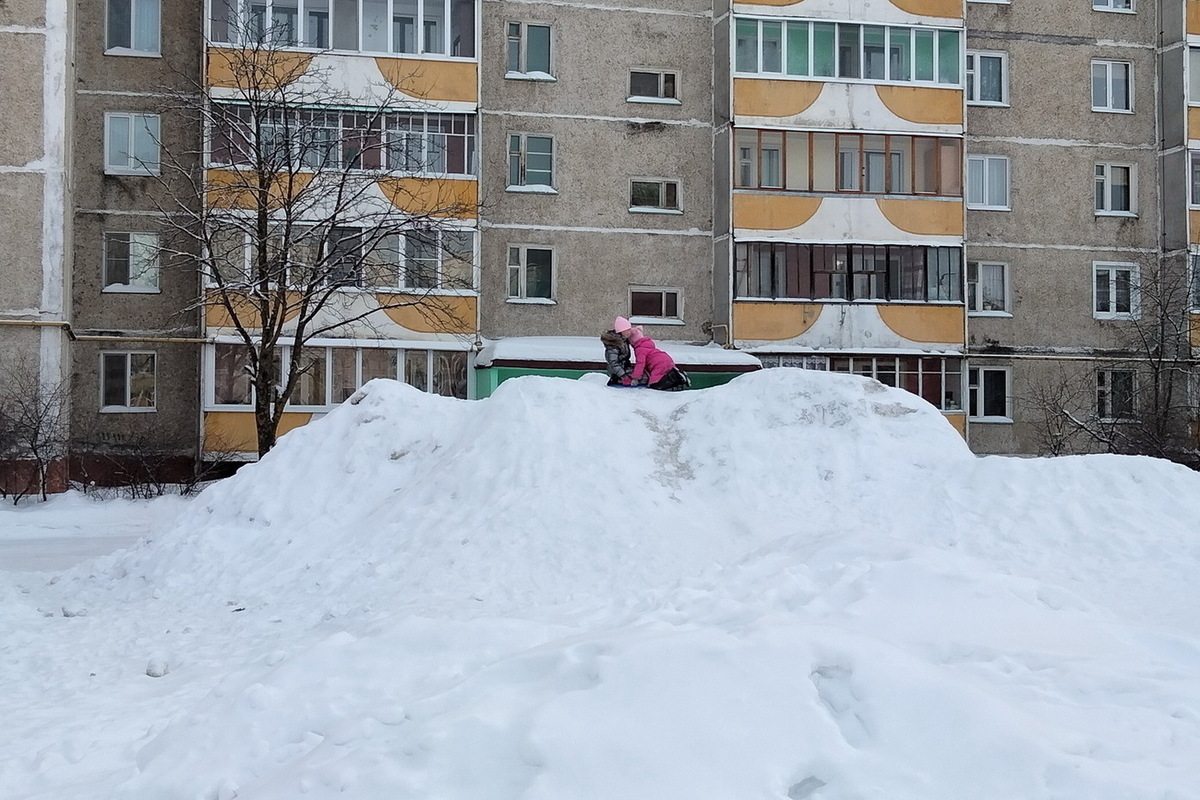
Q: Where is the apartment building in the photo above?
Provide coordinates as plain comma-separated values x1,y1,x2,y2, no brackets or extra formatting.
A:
2,0,1198,487
0,1,73,491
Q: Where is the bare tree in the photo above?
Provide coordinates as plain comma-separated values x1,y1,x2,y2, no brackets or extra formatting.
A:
152,25,478,456
1022,257,1199,466
0,359,69,502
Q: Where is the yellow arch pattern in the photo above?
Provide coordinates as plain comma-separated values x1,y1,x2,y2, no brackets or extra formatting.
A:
875,85,962,126
377,177,478,217
877,304,964,345
888,0,964,19
206,47,315,89
733,194,822,231
375,58,478,104
876,198,963,237
733,78,824,118
732,301,824,341
380,295,476,334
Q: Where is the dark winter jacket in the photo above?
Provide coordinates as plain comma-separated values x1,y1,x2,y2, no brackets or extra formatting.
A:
600,330,633,382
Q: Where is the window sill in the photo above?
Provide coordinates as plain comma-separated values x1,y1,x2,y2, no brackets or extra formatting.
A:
1091,107,1135,114
628,207,683,215
968,416,1013,424
967,205,1011,211
505,71,556,82
105,168,159,177
506,185,558,194
1093,313,1139,321
104,48,161,58
968,310,1012,318
630,316,684,326
626,96,682,105
1092,7,1136,13
103,285,160,294
967,101,1010,108
100,406,157,414
506,297,556,305
1095,211,1138,218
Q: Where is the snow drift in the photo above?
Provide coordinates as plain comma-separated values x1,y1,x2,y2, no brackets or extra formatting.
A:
4,369,1200,800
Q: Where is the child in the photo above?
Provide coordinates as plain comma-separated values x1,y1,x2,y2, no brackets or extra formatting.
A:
600,325,633,386
614,317,690,391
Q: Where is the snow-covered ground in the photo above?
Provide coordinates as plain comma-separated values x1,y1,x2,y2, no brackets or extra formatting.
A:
1,369,1198,799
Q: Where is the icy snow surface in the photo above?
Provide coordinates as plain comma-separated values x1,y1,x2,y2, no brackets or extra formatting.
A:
2,369,1199,799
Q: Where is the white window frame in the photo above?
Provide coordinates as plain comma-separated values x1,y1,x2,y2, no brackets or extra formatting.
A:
629,178,682,214
100,351,157,412
1096,369,1137,422
1190,48,1200,105
505,21,554,79
106,0,161,56
966,154,1010,210
966,260,1009,315
1092,0,1134,13
507,133,556,192
629,286,684,325
1093,261,1139,319
105,112,161,175
506,244,555,302
1095,162,1136,216
1091,60,1133,113
967,366,1011,422
965,50,1008,106
102,231,161,292
628,69,680,104
1190,151,1200,208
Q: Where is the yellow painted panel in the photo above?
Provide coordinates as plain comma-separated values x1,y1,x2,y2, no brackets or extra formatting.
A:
205,410,312,453
1190,107,1200,141
945,413,966,438
1192,209,1200,244
877,304,964,345
206,168,315,210
207,47,314,90
205,292,278,329
376,58,478,104
733,78,823,118
1191,314,1200,349
733,301,823,341
876,198,963,237
377,177,478,217
1189,0,1200,35
380,294,476,334
889,0,963,19
733,193,822,231
875,85,962,126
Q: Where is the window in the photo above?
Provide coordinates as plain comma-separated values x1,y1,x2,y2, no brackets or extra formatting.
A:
210,105,477,175
1093,0,1133,11
208,0,475,56
967,261,1008,313
1095,163,1134,214
734,242,962,302
507,133,554,189
105,112,160,175
506,22,551,77
1097,370,1136,421
107,0,160,54
101,352,156,411
1091,60,1132,112
1093,262,1138,319
965,51,1007,105
630,287,682,321
967,366,1009,420
966,155,1010,210
1190,151,1200,207
1191,48,1200,104
103,232,160,291
1190,252,1200,309
733,129,962,197
507,244,554,300
733,18,960,86
832,356,963,411
630,179,680,212
629,70,678,102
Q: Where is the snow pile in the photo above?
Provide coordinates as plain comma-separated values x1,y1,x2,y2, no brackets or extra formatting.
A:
3,369,1200,800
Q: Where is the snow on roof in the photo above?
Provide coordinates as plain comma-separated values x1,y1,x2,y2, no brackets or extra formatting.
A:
476,335,763,368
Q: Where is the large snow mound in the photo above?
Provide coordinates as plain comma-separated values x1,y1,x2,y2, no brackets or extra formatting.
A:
5,369,1200,800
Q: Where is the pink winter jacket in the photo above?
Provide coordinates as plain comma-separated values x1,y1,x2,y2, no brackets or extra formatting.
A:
626,335,676,385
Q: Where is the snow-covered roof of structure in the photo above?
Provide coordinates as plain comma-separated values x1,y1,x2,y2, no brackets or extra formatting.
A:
476,335,762,368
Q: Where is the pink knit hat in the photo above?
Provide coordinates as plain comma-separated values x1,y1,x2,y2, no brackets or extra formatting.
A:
613,316,632,333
